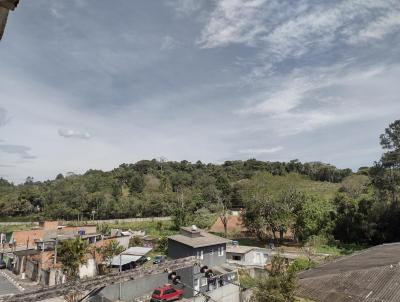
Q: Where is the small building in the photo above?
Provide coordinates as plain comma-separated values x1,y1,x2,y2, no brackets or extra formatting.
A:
226,244,269,267
110,246,152,271
168,226,230,267
168,226,237,298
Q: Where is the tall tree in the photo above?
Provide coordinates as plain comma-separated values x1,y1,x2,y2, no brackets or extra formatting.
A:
58,237,89,280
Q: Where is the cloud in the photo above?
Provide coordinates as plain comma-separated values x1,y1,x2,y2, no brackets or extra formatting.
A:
166,0,203,17
0,144,36,159
58,128,91,140
237,78,311,115
352,11,400,42
236,63,398,135
199,0,400,63
239,146,282,155
198,0,267,48
160,35,178,50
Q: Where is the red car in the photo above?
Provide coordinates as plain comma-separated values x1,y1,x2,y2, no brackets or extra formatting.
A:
150,284,183,302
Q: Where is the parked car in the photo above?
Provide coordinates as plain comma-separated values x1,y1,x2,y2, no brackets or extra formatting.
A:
150,284,183,302
0,260,6,269
153,255,165,264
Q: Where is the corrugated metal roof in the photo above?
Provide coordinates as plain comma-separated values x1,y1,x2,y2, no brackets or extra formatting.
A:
297,243,400,302
110,254,142,266
123,246,152,256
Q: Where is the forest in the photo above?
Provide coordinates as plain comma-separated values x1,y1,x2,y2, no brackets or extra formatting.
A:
0,120,399,247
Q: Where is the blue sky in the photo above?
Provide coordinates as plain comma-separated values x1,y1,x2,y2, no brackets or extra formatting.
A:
1,0,400,183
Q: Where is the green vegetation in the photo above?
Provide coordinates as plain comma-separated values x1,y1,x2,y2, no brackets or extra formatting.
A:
96,240,124,266
0,159,350,221
57,237,89,280
2,119,400,255
250,255,297,302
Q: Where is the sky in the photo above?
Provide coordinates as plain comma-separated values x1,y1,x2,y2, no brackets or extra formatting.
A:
0,0,400,183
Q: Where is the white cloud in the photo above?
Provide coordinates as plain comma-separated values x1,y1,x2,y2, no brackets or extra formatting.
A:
199,0,400,62
237,78,311,115
198,0,267,48
58,128,91,140
236,63,398,136
353,11,400,42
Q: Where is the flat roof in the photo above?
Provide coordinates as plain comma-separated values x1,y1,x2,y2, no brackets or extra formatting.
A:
13,249,40,257
168,229,230,248
123,246,152,256
226,245,256,254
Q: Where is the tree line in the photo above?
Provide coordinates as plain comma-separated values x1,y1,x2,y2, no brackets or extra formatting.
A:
0,158,351,221
241,120,400,246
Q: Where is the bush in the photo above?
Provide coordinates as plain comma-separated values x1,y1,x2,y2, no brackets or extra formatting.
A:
289,258,315,273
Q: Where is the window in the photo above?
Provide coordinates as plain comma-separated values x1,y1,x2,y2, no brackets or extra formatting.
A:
218,246,224,256
194,278,200,292
232,255,241,261
210,248,214,255
164,288,176,294
201,277,208,287
196,249,204,260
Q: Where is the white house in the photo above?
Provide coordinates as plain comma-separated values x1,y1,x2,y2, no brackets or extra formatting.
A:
226,245,269,267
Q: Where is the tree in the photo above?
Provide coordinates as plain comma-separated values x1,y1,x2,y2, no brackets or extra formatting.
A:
217,195,231,238
58,237,89,280
371,120,400,203
171,189,193,229
97,240,124,266
250,255,297,302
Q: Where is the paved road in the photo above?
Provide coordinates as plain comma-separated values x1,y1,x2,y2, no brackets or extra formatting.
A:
0,270,19,297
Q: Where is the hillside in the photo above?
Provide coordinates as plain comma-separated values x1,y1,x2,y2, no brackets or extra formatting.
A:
0,159,353,221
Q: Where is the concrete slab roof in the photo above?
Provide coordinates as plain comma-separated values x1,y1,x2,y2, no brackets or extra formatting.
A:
226,245,255,254
168,229,230,248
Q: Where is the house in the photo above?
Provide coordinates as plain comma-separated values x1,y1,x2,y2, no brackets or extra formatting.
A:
168,226,237,298
168,226,230,267
5,221,101,286
297,243,400,302
226,244,269,267
110,246,152,271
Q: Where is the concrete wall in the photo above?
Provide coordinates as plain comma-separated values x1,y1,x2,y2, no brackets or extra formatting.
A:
227,249,269,266
25,260,38,280
168,240,226,267
114,236,130,249
190,284,240,302
79,258,97,279
90,272,170,301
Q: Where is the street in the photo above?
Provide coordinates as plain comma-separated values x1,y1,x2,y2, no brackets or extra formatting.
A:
0,271,20,297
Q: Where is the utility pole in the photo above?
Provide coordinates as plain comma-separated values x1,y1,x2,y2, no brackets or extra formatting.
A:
54,237,58,266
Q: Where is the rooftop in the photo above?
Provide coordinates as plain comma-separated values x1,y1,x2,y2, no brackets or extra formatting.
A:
226,245,256,254
297,243,400,302
168,227,230,248
122,246,152,256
